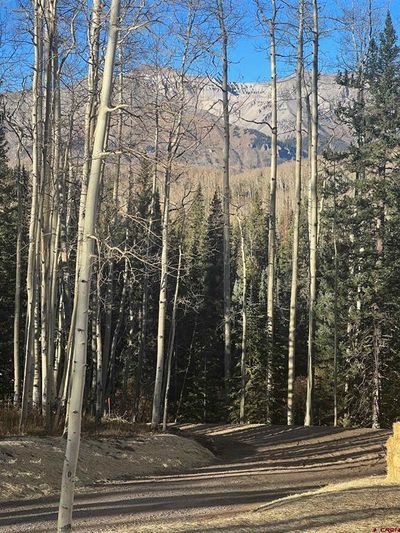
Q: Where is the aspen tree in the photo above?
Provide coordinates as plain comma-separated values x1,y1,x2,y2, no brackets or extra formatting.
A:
20,0,43,431
59,0,102,423
217,0,232,394
94,246,103,425
133,90,160,422
57,0,121,528
237,213,247,424
333,162,338,427
151,7,196,429
304,0,319,427
13,167,23,407
255,0,278,423
162,245,182,431
152,153,172,429
40,0,60,428
287,0,304,426
103,47,124,404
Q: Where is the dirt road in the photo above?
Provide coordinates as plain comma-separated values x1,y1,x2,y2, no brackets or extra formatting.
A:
0,425,390,532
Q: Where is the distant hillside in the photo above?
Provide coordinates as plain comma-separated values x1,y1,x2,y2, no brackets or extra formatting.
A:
184,72,352,170
4,71,352,173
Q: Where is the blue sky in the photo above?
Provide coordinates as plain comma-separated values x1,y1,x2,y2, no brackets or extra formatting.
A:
228,0,400,82
1,0,400,88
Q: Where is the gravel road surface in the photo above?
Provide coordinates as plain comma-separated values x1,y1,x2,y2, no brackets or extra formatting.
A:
0,424,389,532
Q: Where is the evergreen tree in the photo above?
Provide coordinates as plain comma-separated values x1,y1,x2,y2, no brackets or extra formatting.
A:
0,113,20,399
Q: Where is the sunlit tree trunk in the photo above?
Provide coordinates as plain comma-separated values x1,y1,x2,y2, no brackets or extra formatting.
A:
104,53,124,405
304,0,319,427
266,0,277,423
372,185,384,429
151,9,194,429
133,112,159,422
60,0,102,423
333,163,338,427
217,0,232,394
94,253,103,426
32,290,41,408
372,315,381,429
237,215,247,424
162,246,182,431
13,169,23,407
151,161,171,429
20,0,43,431
287,0,304,426
57,0,121,528
39,0,58,425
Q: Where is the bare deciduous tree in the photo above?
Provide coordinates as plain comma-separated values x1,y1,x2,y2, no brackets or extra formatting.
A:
287,0,304,426
304,0,319,427
57,0,121,527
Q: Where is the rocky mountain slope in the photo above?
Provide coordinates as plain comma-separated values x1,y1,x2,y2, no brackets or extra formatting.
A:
4,71,352,172
187,72,352,170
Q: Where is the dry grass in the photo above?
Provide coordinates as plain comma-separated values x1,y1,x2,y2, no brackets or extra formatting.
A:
0,404,46,437
0,403,151,439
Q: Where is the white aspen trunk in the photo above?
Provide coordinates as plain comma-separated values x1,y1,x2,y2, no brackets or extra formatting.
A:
237,215,247,424
287,0,304,426
162,246,182,431
133,120,159,422
333,163,338,427
304,0,319,427
94,254,103,426
151,10,193,429
54,141,73,403
39,0,55,421
62,0,102,421
48,27,62,424
32,286,41,408
151,164,171,429
217,0,232,394
372,317,381,429
13,169,23,407
54,286,65,396
104,55,123,403
20,0,43,430
372,186,384,429
304,90,312,244
57,0,121,528
102,270,114,398
266,0,277,423
58,122,73,349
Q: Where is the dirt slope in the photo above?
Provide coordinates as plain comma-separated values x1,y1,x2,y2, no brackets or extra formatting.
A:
0,433,214,501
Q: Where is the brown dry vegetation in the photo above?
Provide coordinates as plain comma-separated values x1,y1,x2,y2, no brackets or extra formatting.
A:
0,403,152,438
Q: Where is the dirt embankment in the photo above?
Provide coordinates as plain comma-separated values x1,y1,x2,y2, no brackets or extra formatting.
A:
0,433,214,501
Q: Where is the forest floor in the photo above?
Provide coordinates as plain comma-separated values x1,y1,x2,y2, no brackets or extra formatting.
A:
0,424,398,532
